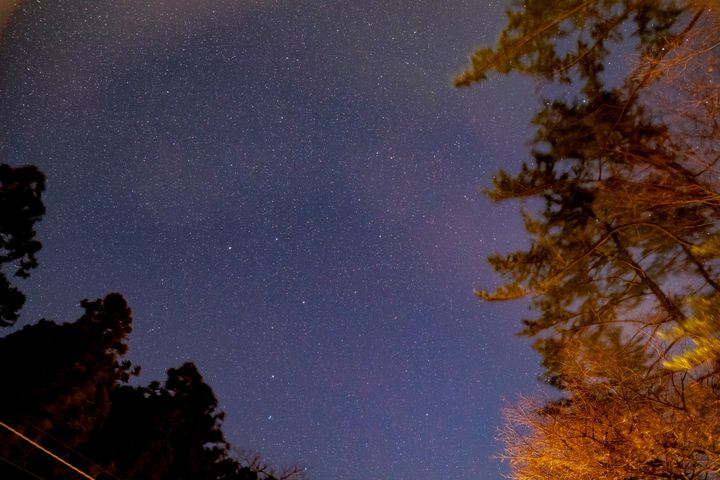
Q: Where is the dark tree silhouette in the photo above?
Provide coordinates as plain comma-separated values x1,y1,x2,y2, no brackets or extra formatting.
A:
0,292,305,480
0,294,137,478
87,362,233,480
0,163,45,326
0,166,307,479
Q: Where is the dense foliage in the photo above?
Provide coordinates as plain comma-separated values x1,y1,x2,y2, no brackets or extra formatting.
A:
459,0,720,477
0,164,305,480
0,164,45,326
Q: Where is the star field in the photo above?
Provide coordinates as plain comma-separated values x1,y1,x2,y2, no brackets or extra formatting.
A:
1,1,541,479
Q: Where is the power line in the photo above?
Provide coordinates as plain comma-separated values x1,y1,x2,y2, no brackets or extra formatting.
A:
17,417,123,480
0,420,96,480
0,453,47,480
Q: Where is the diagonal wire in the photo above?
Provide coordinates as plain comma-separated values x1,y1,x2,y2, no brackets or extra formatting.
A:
17,417,123,480
0,420,95,480
0,453,47,480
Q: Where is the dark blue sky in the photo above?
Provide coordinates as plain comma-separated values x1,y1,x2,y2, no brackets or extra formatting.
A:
1,1,543,478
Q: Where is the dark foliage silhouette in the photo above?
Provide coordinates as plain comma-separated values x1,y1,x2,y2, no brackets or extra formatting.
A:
0,164,45,326
0,167,306,479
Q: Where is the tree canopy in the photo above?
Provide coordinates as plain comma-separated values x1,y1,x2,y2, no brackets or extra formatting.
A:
0,164,45,326
0,164,306,480
459,0,720,477
459,0,720,382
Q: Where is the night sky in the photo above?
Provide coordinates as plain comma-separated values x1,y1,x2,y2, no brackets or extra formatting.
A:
0,1,543,479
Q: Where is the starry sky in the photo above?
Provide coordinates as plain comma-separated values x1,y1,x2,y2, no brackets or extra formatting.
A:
0,1,543,479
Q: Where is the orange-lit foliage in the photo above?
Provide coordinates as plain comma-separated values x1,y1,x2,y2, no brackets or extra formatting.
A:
459,0,720,477
501,332,720,480
459,1,720,389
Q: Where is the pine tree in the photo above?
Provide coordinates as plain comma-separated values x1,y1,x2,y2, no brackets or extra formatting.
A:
0,164,45,326
0,166,306,479
459,1,720,477
458,0,720,384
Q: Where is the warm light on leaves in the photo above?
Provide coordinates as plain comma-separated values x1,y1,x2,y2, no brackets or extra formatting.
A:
460,0,720,478
661,296,720,370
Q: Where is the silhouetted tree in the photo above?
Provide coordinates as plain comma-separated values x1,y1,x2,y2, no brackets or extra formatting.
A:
0,292,301,480
0,293,136,478
87,362,233,480
0,165,306,479
0,294,135,438
0,163,45,326
235,450,308,480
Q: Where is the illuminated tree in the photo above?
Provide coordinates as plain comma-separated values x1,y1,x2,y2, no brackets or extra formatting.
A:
458,0,720,384
501,332,720,480
662,294,720,372
458,1,720,478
